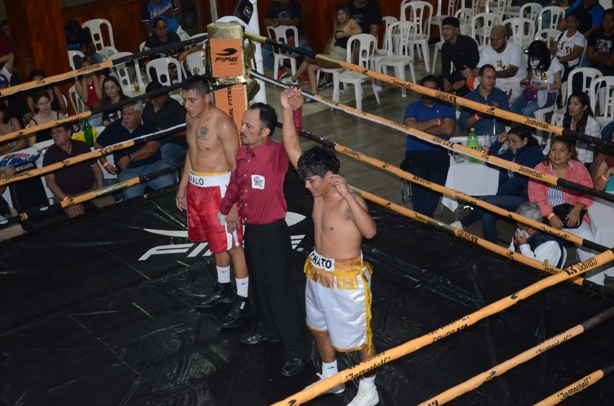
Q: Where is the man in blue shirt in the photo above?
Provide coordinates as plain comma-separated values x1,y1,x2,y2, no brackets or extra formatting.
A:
401,75,456,218
459,64,510,135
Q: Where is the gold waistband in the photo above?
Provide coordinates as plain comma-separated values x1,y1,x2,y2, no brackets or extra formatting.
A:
304,256,372,290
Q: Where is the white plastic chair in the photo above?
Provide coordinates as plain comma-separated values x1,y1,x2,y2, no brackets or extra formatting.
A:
184,51,207,76
538,6,565,30
431,8,474,73
373,16,399,69
67,50,84,71
82,19,116,52
146,57,183,86
376,22,416,97
266,25,300,82
99,46,118,61
335,34,380,111
486,0,511,20
554,67,603,124
139,41,146,52
534,93,558,138
502,17,535,49
471,12,499,46
589,76,614,127
109,52,147,98
534,28,562,46
68,85,86,114
404,1,433,71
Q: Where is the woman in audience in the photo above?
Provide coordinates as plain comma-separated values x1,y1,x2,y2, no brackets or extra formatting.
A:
144,17,181,52
26,69,68,116
528,136,595,263
591,124,614,191
511,40,562,118
27,90,62,147
100,76,128,126
558,92,601,167
550,11,586,82
75,56,104,126
450,125,544,243
281,4,362,101
0,102,25,155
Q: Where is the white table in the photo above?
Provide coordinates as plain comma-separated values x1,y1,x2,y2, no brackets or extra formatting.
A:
441,136,500,212
587,197,614,285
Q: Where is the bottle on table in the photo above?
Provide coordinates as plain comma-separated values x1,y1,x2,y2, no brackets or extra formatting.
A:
467,127,479,163
83,120,94,147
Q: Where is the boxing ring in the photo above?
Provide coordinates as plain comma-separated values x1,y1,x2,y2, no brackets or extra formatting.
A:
0,19,613,406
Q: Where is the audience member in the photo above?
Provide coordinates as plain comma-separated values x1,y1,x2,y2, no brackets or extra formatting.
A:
459,64,511,135
401,75,456,218
282,5,361,99
0,54,31,127
0,102,24,155
0,166,24,241
43,123,114,218
64,20,103,69
559,0,605,39
528,136,596,271
468,25,527,104
508,202,565,268
95,101,175,199
263,0,313,77
142,81,186,165
75,56,105,126
144,17,181,52
550,11,586,82
441,16,479,97
141,0,189,40
346,0,382,37
27,90,62,147
511,40,562,118
591,122,614,190
26,69,68,116
586,8,614,76
556,92,601,167
100,76,129,126
450,126,544,243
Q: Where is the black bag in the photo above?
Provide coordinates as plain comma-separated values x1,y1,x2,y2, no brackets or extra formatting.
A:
552,203,587,229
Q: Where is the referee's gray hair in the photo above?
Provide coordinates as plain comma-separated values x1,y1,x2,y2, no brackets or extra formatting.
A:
122,100,143,113
516,202,542,222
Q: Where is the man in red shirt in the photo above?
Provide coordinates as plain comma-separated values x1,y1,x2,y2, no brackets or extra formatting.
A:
219,102,311,377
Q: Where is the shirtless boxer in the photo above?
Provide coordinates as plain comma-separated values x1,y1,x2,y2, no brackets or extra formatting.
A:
176,75,249,329
281,87,379,406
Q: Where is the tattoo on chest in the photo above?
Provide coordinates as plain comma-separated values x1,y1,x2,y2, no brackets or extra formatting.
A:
186,122,192,133
197,126,209,140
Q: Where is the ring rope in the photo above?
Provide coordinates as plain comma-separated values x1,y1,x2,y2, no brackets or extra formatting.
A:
245,32,614,152
0,164,181,229
0,123,185,187
418,306,614,405
533,362,614,405
0,81,187,145
287,122,609,254
251,70,614,206
0,36,207,98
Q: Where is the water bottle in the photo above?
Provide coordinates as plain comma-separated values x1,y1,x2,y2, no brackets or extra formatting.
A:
83,120,94,147
467,127,479,163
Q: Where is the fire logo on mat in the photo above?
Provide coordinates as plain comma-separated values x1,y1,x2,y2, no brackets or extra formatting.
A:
138,212,307,261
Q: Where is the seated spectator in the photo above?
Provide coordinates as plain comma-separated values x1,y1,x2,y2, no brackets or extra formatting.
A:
75,56,105,126
401,74,456,218
282,5,361,99
441,16,479,97
262,0,313,78
142,81,186,165
550,11,586,82
0,102,24,155
591,121,614,190
0,54,31,126
450,126,544,243
508,202,566,268
95,101,175,199
0,166,24,241
558,0,605,40
26,69,68,116
43,123,114,218
511,40,562,118
141,0,189,40
144,18,181,52
100,76,129,126
586,8,614,76
64,20,103,69
459,64,511,135
466,25,527,104
556,92,600,167
528,136,595,265
27,90,62,147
